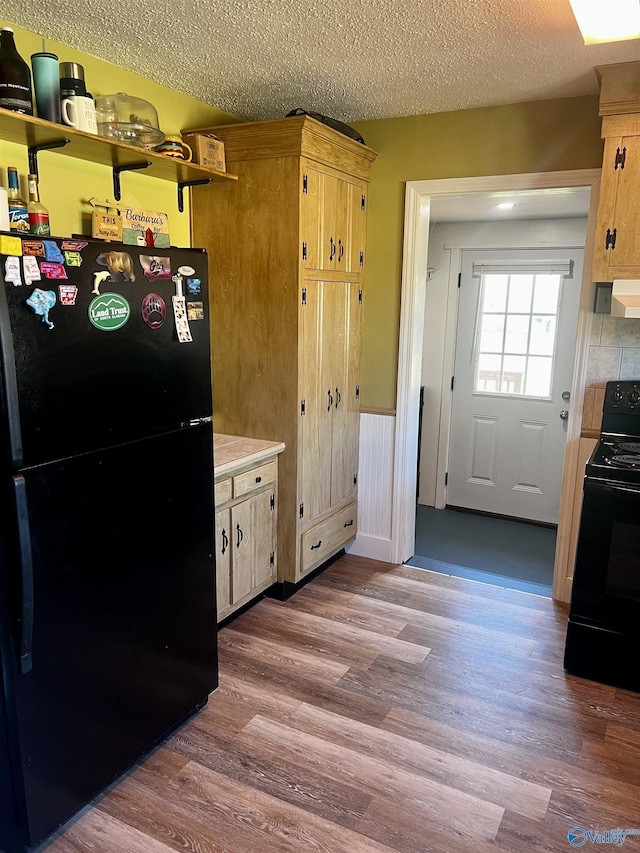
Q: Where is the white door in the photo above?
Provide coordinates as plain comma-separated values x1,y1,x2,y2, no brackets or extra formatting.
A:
447,247,583,524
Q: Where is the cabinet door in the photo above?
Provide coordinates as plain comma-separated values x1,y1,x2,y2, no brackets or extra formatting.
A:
253,488,275,587
349,182,367,274
322,174,350,271
231,498,253,604
329,282,362,506
301,166,322,271
215,508,231,617
323,281,350,506
300,281,332,520
593,134,640,280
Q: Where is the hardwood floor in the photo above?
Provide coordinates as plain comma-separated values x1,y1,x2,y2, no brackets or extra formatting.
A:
44,555,640,853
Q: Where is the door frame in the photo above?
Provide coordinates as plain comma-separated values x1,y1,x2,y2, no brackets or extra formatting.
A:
392,169,601,601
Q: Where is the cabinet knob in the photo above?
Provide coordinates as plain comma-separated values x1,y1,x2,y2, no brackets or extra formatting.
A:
255,476,262,483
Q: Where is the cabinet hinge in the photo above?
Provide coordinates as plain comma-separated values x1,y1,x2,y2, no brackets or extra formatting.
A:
353,473,358,486
359,250,364,268
301,399,306,416
303,174,308,193
458,272,462,288
361,193,366,212
605,228,617,251
302,287,307,305
270,551,275,566
270,494,275,511
302,242,307,261
299,503,304,519
356,384,360,399
358,288,363,304
614,147,626,170
451,376,455,391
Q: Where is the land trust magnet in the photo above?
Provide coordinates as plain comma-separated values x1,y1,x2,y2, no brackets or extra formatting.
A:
88,293,131,331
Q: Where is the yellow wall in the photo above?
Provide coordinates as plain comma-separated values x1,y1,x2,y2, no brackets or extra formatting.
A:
0,22,235,245
352,95,604,410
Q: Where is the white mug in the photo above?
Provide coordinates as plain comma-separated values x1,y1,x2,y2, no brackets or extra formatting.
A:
62,95,98,134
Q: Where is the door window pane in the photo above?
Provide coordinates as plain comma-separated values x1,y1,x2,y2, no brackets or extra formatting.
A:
504,315,529,355
507,275,533,312
479,314,504,353
473,271,562,399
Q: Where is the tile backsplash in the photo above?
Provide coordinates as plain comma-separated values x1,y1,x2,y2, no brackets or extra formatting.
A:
582,314,640,432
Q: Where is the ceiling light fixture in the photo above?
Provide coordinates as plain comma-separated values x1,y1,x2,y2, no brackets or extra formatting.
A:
568,0,640,44
496,202,515,210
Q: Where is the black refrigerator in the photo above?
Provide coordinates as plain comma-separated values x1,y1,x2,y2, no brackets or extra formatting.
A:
0,235,217,852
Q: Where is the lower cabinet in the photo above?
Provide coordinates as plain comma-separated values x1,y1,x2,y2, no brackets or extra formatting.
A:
214,453,279,622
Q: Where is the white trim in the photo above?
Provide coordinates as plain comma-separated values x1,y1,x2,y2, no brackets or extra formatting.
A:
347,534,394,562
394,169,601,598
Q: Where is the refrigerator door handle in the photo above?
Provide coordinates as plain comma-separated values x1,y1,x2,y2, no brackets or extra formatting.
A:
0,281,24,468
13,475,34,674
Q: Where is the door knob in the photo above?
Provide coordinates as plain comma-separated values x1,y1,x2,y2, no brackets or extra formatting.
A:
560,409,569,420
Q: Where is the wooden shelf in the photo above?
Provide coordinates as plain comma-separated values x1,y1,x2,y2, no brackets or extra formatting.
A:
0,106,238,186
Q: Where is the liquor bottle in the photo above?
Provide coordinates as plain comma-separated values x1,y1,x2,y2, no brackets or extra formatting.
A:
0,28,33,115
27,173,50,236
6,167,28,232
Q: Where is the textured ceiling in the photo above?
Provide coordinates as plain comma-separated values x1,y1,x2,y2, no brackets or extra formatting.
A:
2,0,640,122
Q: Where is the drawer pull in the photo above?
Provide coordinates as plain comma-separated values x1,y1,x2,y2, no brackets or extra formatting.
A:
310,540,322,550
327,389,333,411
221,528,228,555
255,476,262,483
344,519,354,528
236,524,244,548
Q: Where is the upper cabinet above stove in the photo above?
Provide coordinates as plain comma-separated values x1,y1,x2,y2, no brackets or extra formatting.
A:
592,61,640,284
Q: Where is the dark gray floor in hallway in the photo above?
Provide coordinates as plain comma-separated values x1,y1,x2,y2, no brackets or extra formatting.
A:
407,505,556,597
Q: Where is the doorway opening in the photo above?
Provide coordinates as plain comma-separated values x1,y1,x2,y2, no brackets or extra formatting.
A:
396,177,599,597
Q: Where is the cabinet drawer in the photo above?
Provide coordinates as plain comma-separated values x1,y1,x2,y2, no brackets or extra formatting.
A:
233,461,276,498
215,478,232,507
301,502,357,574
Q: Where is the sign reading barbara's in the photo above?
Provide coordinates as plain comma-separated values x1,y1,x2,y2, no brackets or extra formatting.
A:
88,293,131,331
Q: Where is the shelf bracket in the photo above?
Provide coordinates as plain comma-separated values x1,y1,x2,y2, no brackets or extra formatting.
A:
113,162,152,201
177,179,212,213
28,140,71,179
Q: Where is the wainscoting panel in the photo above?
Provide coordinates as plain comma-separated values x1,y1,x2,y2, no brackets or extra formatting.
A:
347,412,396,562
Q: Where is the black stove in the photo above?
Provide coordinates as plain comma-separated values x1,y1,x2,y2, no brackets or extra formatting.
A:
564,380,640,691
586,381,640,483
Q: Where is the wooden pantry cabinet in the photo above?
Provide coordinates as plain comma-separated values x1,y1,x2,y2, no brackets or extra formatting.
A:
191,116,377,589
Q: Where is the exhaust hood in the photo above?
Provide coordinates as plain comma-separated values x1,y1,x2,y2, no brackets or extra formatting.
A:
612,280,640,318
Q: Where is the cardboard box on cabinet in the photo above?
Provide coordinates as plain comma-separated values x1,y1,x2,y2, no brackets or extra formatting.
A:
181,133,226,172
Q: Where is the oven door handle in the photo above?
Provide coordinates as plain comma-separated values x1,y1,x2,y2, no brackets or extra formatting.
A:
585,478,640,498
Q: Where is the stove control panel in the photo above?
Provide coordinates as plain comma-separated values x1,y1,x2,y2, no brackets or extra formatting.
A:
606,381,640,411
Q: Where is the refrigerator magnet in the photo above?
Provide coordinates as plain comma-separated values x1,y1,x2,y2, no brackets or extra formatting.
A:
40,263,67,280
42,241,65,263
88,293,131,331
26,288,56,329
59,284,78,306
4,257,22,286
61,240,88,251
23,256,41,286
0,235,22,256
141,293,166,329
22,240,45,257
177,265,195,276
64,251,82,267
171,273,192,343
187,301,204,321
92,271,111,295
140,255,171,282
186,278,201,295
95,251,136,283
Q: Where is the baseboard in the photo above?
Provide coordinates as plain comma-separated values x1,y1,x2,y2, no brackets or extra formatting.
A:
268,551,345,600
347,534,394,563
